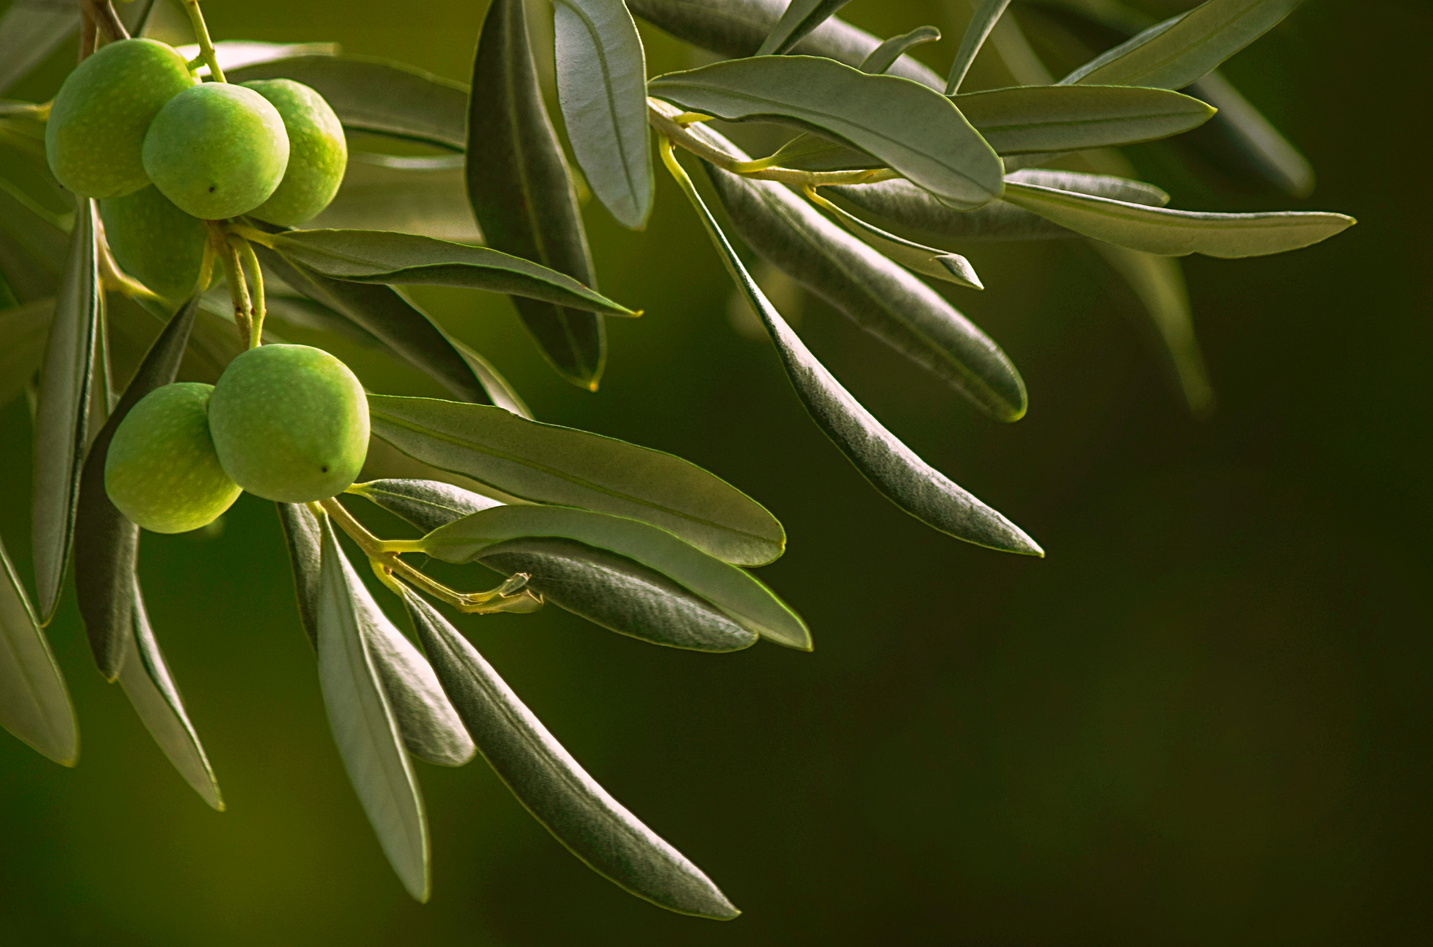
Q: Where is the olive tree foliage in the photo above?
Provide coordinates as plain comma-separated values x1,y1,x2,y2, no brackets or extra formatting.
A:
0,0,1350,917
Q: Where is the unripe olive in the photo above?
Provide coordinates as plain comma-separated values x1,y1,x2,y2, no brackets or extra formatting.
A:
207,345,369,503
142,83,290,220
105,383,242,534
100,186,209,301
242,79,347,226
45,39,197,199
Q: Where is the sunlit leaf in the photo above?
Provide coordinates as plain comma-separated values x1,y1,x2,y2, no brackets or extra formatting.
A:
0,531,78,766
756,0,854,56
649,56,1002,209
1006,168,1169,206
402,587,742,917
317,520,430,902
554,0,654,229
956,84,1215,154
803,186,983,289
367,394,786,566
468,0,604,389
946,0,1013,94
177,40,339,78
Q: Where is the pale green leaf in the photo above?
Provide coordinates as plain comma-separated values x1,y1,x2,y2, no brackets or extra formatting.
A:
804,186,983,289
860,25,941,75
946,0,1013,94
756,0,854,56
0,532,77,766
956,84,1215,154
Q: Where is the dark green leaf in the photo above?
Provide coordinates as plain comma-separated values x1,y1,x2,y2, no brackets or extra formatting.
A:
31,200,101,624
0,531,77,766
1001,181,1353,258
663,141,1042,556
73,297,198,679
309,154,481,242
946,0,1013,94
0,184,67,302
253,246,496,405
468,0,604,389
756,0,854,56
402,587,741,917
278,503,476,768
1062,0,1304,90
692,125,1024,420
228,55,467,151
956,84,1215,154
264,230,633,316
118,580,224,810
418,504,809,650
0,296,51,406
649,56,1002,209
626,0,943,88
1187,71,1313,198
317,521,430,902
554,0,654,229
0,0,74,96
860,25,941,75
367,394,786,566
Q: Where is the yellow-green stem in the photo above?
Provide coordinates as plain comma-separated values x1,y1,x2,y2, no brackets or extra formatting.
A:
230,234,265,347
183,1,226,82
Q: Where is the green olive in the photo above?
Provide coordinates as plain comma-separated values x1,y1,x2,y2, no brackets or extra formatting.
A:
207,345,369,503
100,186,209,301
104,383,242,534
142,83,290,219
45,39,196,199
242,79,348,226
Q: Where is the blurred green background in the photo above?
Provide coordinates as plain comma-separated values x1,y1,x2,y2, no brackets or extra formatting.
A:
2,0,1429,943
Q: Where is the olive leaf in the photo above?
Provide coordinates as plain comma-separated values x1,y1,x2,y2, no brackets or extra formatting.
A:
277,502,477,768
0,531,78,767
860,25,941,75
625,0,944,88
179,40,339,79
0,296,52,407
417,504,810,651
663,142,1042,556
73,297,198,680
802,186,983,289
309,155,480,243
118,579,224,810
32,200,101,624
1189,70,1314,199
263,229,635,316
366,394,786,567
1001,181,1353,258
756,0,854,56
228,56,467,150
0,0,75,96
553,0,654,229
649,56,1003,209
0,187,67,302
1007,168,1170,206
401,587,741,918
317,520,430,902
956,84,1216,154
946,0,1013,95
352,480,756,653
690,124,1024,420
468,0,605,390
1063,0,1304,90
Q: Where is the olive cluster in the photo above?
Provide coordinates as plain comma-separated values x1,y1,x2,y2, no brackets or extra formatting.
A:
45,38,347,300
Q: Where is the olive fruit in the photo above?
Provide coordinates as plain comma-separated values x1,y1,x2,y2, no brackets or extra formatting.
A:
207,345,369,503
242,79,347,226
45,39,196,199
105,383,242,534
100,186,209,301
142,83,290,219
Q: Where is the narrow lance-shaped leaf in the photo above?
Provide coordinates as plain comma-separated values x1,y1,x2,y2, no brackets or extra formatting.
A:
1001,181,1353,258
32,200,102,624
554,0,654,229
649,56,1003,209
661,141,1042,556
0,0,74,96
0,532,78,766
803,186,983,289
317,521,430,902
1187,71,1313,199
1062,0,1305,90
263,229,633,316
686,122,1024,420
468,0,605,389
0,297,53,407
946,0,1013,94
367,393,786,567
756,0,854,56
861,25,941,75
229,56,468,150
310,154,482,243
118,580,224,810
626,0,944,88
418,504,810,650
352,480,756,653
955,84,1215,155
278,503,477,767
402,587,740,918
73,297,199,679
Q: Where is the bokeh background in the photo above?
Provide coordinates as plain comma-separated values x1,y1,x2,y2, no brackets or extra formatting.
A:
2,0,1429,943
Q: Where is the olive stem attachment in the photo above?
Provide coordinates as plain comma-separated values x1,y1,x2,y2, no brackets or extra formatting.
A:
316,497,543,615
647,97,898,187
182,1,226,82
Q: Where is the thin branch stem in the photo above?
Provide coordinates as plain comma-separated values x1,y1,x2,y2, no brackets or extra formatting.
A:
83,1,130,44
182,1,226,82
210,221,251,344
